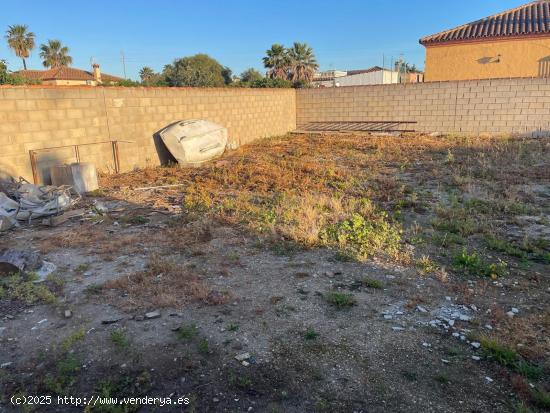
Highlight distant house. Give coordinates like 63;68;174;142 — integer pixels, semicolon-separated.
15;64;123;86
312;66;423;87
420;0;550;81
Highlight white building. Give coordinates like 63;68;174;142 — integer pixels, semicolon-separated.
312;66;417;88
336;67;400;86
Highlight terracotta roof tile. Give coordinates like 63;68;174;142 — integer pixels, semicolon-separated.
16;66;123;82
420;0;550;45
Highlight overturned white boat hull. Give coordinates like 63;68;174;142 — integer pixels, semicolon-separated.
160;120;228;166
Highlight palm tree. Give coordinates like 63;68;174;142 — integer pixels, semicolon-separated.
262;44;290;80
5;25;35;70
39;40;72;68
139;66;155;83
287;42;318;83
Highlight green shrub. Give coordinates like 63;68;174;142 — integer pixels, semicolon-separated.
249;77;292;88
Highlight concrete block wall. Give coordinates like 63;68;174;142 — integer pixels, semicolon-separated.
2;78;549;183
296;77;550;135
0;86;296;182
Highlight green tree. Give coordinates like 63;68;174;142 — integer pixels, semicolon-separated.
0;60;14;84
263;44;290;80
5;24;35;70
0;59;37;85
39;40;72;68
222;66;233;85
139;66;155;83
162;54;228;87
287;42;318;83
240;68;263;83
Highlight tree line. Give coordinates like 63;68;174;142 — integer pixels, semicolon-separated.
138;42;318;88
2;23;319;88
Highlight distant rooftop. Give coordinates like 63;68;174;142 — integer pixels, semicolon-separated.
314;66;392;81
346;66;385;76
16;66;123;82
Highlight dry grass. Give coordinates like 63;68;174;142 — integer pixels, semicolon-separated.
491;311;550;363
99;132;550;264
102;255;231;311
40;224;144;256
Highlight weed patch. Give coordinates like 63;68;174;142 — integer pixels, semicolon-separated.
479;337;543;380
362;277;383;289
197;339;210;355
484;235;528;260
305;328;319;340
43;353;81;395
175;324;198;340
227;323;239;332
0;271;57;304
431;207;480;237
110;330;130;350
61;328;86;352
325;292;356;308
320;213;402;261
119;215;149;225
416;255;438;274
86;376;145;412
434;373;450;384
532;388;550;409
453;249;507;278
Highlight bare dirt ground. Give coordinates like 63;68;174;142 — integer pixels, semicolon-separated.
1;133;549;413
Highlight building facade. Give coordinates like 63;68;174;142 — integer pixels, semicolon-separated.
421;1;550;81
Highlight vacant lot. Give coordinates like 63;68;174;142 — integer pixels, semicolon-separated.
1;133;549;412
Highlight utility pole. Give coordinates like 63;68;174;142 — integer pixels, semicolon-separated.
121;51;127;79
383;54;385;84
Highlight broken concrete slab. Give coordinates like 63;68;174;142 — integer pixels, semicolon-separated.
145;311;161;319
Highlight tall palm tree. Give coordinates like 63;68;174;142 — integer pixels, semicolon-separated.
262;44;290;80
39;40;72;68
139;66;155;83
287;42;318;83
5;25;35;70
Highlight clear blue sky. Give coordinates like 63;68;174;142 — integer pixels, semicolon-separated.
1;0;523;80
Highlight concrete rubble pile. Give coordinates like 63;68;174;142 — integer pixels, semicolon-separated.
0;178;78;232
